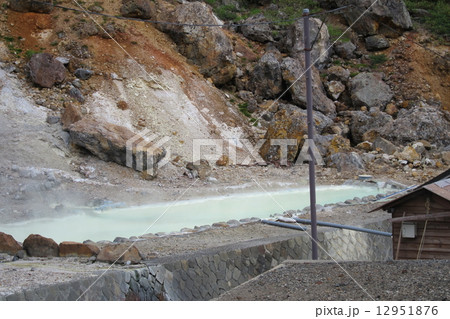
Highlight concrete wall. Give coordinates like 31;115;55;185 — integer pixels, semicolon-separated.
1;220;392;301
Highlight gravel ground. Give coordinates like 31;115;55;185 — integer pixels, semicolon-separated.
0;257;141;297
218;260;450;301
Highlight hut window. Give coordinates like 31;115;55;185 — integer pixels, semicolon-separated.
402;222;417;238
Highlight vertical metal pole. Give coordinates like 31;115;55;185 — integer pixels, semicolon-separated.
303;8;318;260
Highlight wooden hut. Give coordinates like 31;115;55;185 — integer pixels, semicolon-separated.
372;169;450;260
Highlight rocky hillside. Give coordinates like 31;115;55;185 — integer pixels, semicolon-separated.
0;0;449;197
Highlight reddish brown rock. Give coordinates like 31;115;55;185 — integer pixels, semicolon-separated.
96;243;142;264
23;234;59;257
0;232;22;255
116;100;129;110
28;53;66;88
58;241;100;257
216;155;230;167
61;104;82;130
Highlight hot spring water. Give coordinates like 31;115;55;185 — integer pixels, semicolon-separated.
1;185;384;242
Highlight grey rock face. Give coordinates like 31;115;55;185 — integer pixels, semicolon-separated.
9;0;53;13
74;68;93;80
240;14;274;43
334;41;356;59
350;110;393;144
281;57;336;116
365;35;390;51
328;152;365;172
156;1;235;86
330;0;412;36
350;72;393;109
120;0;153;19
249;52;283;99
28;53;66;88
284;17;331;67
383;107;450;147
373;136;397;155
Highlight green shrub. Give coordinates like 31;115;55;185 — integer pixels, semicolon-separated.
327;24;351;43
238;102;251;118
264;0;320;24
369;54;388;68
25;50;40;59
405;0;449;37
215;5;239;21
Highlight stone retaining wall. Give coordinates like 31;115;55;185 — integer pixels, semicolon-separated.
1;220;392;301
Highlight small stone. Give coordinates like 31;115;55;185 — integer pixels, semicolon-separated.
385;103;398;116
74;68;93;80
365;35;390;51
216;155;230;167
55;57;70;65
116;100;129;110
68;86;85;103
46;115;60;125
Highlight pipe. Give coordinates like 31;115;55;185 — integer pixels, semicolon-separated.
262;220;307;231
293;217;392;237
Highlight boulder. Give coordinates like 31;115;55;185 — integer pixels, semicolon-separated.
157;1;235;86
240;14;274;43
334;41;356;59
350;110;393;144
365;35;390;51
326;65;350;83
68;118;166;174
324;80;346;100
383;107;450;147
249;52;283;99
23;234;59;257
9;0;53;13
59;241;100;257
259;104;333;163
0;232;22;255
186;159;211;180
327;135;352;155
328;152;365;172
28;53;66;88
442;151;450;165
395;146;421;163
350;72;393;109
281;57;336;116
356;141;373;152
68;86;85;103
373;136;397;155
74;68;93;80
325;0;412;36
284;17;330;67
120;0;153;19
96;243;142;264
61;104;82;130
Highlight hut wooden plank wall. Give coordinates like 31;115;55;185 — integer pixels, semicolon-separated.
372;169;450;260
390;188;450;260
